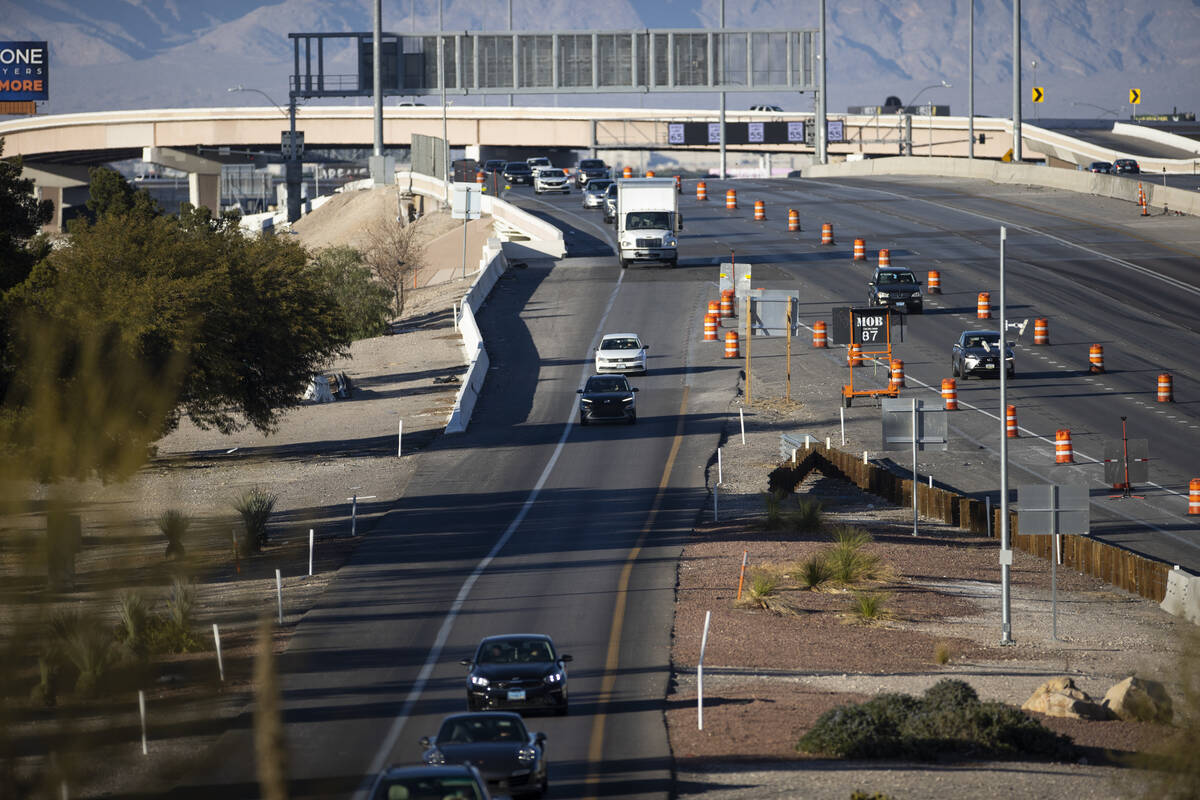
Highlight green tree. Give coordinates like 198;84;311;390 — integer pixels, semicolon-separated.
83;166;159;221
0;138;54;292
310;245;393;340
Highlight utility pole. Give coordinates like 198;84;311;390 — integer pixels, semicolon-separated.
968;0;975;159
816;0;828;165
718;0;726;180
1012;0;1022;162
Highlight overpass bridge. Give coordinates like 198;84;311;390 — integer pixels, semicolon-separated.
3;105;1198;229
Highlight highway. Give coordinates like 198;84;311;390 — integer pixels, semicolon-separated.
168;172;1199;800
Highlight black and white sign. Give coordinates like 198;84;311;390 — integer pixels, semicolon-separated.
854;310;887;343
707;122;721;144
667;123;685;144
787;121;806;142
827;119;845;143
748;122;764;143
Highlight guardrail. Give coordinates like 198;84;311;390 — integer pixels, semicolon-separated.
771;438;1176;606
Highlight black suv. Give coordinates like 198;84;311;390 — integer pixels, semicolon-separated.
868;266;923;314
502;162;533;185
1112;158;1140;174
575;158;610;188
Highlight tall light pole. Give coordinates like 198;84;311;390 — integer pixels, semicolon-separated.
718;0;726;180
372;0;384;180
440;0;449;203
228;85;301;222
998;226;1014;645
816;0;828;166
903;81;949;156
1012;0;1022;162
968;0;975;159
1030;59;1039;121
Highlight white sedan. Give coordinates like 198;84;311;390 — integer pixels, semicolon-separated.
595;333;648;374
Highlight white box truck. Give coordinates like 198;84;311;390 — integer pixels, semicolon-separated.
615;178;682;268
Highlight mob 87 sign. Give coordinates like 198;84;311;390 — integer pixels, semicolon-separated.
854;310;887;343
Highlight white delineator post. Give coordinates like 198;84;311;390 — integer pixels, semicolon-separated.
697;610;712;730
397;419;403;457
717;447;723;485
275;569;283;624
138;690;148;755
739;408;745;444
213;623;225;682
308;528;314;576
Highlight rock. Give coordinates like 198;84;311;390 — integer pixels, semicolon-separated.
1021;677;1110;720
1101;676;1173;723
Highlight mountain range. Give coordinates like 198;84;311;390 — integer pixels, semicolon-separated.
3;0;1199;120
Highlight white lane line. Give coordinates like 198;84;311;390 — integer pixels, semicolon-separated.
361;226;627;792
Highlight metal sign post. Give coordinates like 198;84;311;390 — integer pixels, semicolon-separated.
451;183;482;279
1018;484;1089;640
998;225;1013;645
881;398;948;536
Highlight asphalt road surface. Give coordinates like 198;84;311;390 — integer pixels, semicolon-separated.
168;172;1200;800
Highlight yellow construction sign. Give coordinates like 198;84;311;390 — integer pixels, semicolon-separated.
1129;88;1141;104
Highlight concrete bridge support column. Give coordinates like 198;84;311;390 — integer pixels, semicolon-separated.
143;147;222;213
21;164;91;233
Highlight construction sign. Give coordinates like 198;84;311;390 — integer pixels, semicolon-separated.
1129;88;1141;105
1032;87;1044;103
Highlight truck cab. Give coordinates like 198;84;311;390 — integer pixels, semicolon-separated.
615;178;683;269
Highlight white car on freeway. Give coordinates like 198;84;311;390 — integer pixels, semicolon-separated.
533;167;570;194
594;333;648;374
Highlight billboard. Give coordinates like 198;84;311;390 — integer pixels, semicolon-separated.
0;41;49;101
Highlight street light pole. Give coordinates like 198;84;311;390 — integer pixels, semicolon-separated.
227;85;302;222
999;225;1014;645
903;81;950;156
718;0;726;180
816;0;828;166
968;0;975;159
1012;0;1022;162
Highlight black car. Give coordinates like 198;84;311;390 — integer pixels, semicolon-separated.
421;712;547;798
463;634;571;714
575;158;610;188
368;764;491;800
951;330;1014;379
868;266;923;314
1113;158;1140;174
483;159;507;174
577;374;638;425
502;162;533;184
1087;161;1112;174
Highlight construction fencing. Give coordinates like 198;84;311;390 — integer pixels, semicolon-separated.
771;441;1171;603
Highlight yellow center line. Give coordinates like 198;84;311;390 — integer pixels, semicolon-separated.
583;386;690;797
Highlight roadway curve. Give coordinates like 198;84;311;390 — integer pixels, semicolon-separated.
168;172;1199;800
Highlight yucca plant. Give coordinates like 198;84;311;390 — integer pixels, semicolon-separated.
796;555;832;590
761;491;786;530
157;509;191;559
787;498;823;532
58;612;114;696
115;591;150;657
234;486;278;554
831;524;873;550
846;590;893;625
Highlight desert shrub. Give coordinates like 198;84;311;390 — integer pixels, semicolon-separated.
788;497;823;532
744;568;780;606
156;509;190;559
761;491;786;530
1123;628;1200;799
923;678;979;711
53;609;115;697
30;654;61;707
850;793;895;800
146;579;204;654
933;641;952;665
115;591;150;658
798;688;1070;761
846;590;892;624
831;525;873;550
796;555;832;589
234;486;278;554
827;544;882;585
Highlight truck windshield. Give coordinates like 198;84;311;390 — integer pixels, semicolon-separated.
626;211;670;230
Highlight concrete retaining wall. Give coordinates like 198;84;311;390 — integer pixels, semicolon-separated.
444;237;508;435
803;156;1200;217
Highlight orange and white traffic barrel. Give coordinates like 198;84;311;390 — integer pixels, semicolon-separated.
707;300;720;318
977;292;991;319
889;359;906;390
645;169;656;177
1089;344;1105;373
720;289;735;319
941;378;958;410
475;170;485;184
1033;317;1049;345
622;166;633;178
754;200;766;221
1055;430;1075;464
703;313;718;341
724;330;739;358
847;342;862;366
696;181;708;201
852;238;866;261
1006;405;1019;438
788;209;800;232
726;189;738;209
1189;478;1200;515
878;248;891;268
821;222;835;245
927;270;941;293
1157;372;1174;402
812;321;827;348
674;175;682;193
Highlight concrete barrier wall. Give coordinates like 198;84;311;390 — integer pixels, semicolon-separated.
803;156;1200;217
444;237;508;434
1112;122;1200;157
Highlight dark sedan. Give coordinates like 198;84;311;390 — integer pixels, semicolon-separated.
577;374;638;425
502;162;533;185
1087;161;1112;174
1113;158;1140;174
951;330;1014;379
420;712;547;798
463;634;571;714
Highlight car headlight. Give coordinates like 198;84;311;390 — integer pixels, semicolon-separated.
621;396;634;403
579;398;593;405
663;235;677;247
543;670;564;685
964;356;980;367
424;748;445;765
875;292;890;299
470;675;489;687
516;746;537;764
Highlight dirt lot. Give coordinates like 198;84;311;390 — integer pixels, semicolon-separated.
667;397;1192;800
